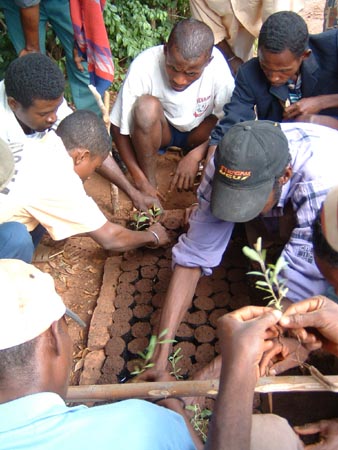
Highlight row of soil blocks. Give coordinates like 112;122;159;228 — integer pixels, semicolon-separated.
91;223;255;385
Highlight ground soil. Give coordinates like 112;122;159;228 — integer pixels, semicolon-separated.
35;0;338;441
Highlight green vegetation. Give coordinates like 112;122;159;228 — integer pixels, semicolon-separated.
242;237;289;311
0;1;190;88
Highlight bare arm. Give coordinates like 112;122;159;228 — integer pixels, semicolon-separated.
89;221;169;252
111;124;153;195
18;4;40;55
205;307;281;450
152;265;202;370
283;94;338;119
97;153;162;211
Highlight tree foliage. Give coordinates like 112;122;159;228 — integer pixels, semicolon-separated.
0;1;190;89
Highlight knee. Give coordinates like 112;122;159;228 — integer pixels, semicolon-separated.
0;222;34;263
132;95;163;129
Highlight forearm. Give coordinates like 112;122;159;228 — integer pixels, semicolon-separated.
314;94;338;111
153;265;201;369
206;351;256;450
156;398;203;450
89;221;158;252
97;154;140;200
19;5;40;53
111;124;148;187
189;140;209;161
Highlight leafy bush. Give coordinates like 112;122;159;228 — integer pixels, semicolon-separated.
104;0;189;89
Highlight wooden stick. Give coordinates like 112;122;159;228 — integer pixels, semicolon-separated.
66;376;338;403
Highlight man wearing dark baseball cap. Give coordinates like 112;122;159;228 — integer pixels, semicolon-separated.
150;120;338;372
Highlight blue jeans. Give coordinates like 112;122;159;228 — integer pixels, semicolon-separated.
0;0;100;115
0;222;45;263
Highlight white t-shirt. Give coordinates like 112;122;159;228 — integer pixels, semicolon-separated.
0;80;72;145
0;132;107;240
110;45;234;134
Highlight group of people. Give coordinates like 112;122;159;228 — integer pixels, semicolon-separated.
1;4;338;449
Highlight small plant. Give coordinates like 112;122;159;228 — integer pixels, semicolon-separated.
131;329;176;375
129;204;162;231
186;404;212;443
242;237;288;311
168;347;183;380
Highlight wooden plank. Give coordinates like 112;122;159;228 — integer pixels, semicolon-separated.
66;376;338;403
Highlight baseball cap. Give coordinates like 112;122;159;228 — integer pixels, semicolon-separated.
0;259;85;351
321;185;338;252
211;120;290;222
0;138;14;191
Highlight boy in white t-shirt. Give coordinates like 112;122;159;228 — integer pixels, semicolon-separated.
110;18;234;200
0;111;169;263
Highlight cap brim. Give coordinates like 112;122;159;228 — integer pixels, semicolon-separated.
211;177;274;223
65;308;86;327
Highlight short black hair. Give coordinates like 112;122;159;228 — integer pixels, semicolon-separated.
258;11;309;57
56;110;111;158
0;336;38;383
312;209;338;267
5;53;65;108
168;18;214;60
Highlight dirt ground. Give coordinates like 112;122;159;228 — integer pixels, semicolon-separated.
34;0;338;441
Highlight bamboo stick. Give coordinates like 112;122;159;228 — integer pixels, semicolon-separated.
88;85;119;214
66;376;338;403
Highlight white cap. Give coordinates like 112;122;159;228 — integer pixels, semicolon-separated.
0;259;84;350
0;138;14;191
322;185;338;252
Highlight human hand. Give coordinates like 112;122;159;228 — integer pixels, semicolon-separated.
260;335;310;376
147;222;170;247
228;55;243;76
169;152;200;192
283;97;321;119
137;178;166;203
19;47;39;57
131;190;163;213
183;203;198;226
73;46;85;72
279;296;338;356
294;418;338;449
217;306;282;379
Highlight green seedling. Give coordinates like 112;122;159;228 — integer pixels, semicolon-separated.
130;204;163;231
242;237;288;311
186;404;212;443
168;347;183;380
131;329;176;376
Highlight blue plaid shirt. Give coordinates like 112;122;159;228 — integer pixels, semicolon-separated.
173;123;338;302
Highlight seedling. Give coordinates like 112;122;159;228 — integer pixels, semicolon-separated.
186;404;212;443
131;329;176;376
129;204;162;231
168;347;183;380
242;237;288;311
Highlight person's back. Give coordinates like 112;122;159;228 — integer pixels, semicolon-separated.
210;11;338;146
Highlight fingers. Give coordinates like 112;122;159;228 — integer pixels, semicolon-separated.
226;305;279;322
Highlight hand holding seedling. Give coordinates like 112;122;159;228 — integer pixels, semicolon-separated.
280;295;338;357
217;306;282;380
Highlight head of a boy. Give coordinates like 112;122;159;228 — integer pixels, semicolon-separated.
56;110;111;181
258;11;310;87
164;18;214;92
5;53;65;134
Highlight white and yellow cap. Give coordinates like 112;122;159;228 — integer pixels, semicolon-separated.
322;185;338;252
0;259;85;350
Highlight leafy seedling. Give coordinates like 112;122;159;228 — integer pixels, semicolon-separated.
129;204;162;231
168;347;183;380
242;237;288;311
131;329;176;376
186;404;212;443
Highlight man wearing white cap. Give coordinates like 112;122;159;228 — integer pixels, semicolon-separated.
0;259;199;450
